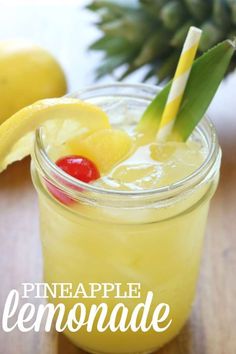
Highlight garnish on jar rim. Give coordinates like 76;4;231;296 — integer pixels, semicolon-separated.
137;37;236;142
47;155;100;205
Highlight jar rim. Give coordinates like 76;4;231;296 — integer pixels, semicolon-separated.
33;83;221;203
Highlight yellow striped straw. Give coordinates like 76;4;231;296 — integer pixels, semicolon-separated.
157;26;202;141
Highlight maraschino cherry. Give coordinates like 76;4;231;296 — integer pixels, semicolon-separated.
47;155;100;205
56;155;100;182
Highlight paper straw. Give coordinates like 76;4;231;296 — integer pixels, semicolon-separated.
157;26;202;141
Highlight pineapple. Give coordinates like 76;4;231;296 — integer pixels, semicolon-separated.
87;0;236;82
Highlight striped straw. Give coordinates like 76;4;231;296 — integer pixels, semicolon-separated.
157;26;202;141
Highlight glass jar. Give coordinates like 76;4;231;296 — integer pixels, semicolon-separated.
31;83;221;354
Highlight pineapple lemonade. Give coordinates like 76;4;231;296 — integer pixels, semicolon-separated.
31;84;221;354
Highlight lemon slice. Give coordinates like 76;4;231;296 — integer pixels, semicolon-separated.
0;98;110;172
68;128;133;172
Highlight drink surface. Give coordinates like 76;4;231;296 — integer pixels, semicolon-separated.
47;97;207;193
95;133;206;191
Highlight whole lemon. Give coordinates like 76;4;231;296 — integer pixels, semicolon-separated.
0;39;67;124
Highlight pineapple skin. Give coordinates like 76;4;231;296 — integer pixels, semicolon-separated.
87;0;236;82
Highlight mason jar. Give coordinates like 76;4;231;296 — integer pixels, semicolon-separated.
31;83;221;354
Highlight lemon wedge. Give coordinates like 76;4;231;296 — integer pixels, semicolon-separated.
0;98;110;172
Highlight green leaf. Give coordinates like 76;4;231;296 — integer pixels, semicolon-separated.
160;1;186;30
93;38;138;80
118;63;140;80
134;30;171;67
95;55;131;79
170;21;194;48
173;40;235;141
137;40;235;141
143;66;156;82
226;0;236;24
140;0;170;16
136;81;172;137
213;0;231;30
183;0;211;21
156;51;180;82
200;21;225;51
98;14;151;42
87;0;139;12
89;35;132;56
94;8;121;23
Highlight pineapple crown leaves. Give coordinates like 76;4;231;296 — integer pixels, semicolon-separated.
137;39;236;141
88;0;236;82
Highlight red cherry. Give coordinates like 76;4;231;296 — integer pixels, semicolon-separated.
56;155;100;183
46;155;100;205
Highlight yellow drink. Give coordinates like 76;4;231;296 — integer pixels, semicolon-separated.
31;84;221;354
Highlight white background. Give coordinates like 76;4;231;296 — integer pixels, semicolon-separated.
0;0;235;127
